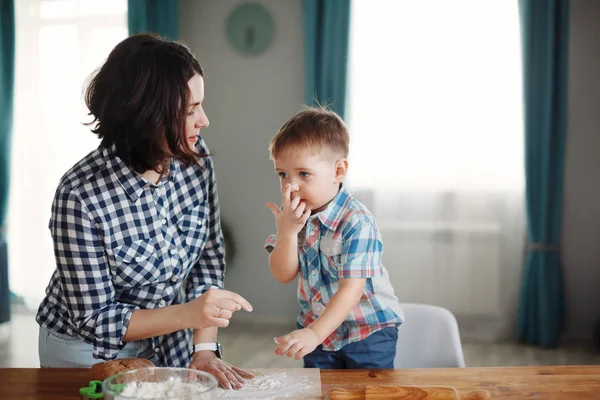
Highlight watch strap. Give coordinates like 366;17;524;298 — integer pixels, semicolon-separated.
192;342;222;358
193;343;217;352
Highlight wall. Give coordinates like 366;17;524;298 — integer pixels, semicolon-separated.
562;0;600;341
179;0;600;339
179;0;304;324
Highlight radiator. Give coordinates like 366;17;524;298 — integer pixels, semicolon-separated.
380;222;502;317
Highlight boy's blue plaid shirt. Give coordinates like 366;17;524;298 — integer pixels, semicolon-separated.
265;185;403;351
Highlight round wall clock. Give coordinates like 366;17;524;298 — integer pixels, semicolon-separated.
226;2;275;55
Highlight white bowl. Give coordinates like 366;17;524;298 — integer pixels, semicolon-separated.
102;368;218;400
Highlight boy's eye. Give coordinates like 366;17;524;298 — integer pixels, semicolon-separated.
278;172;287;178
300;172;310;178
187;109;195;116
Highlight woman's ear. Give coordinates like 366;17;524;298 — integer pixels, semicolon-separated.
334;159;348;183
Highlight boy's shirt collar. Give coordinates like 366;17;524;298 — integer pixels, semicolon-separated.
312;183;352;232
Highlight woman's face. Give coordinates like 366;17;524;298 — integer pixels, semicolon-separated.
184;74;209;150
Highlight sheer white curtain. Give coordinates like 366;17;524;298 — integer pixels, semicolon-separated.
347;0;525;340
9;0;127;310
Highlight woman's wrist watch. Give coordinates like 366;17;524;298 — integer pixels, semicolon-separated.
192;342;222;359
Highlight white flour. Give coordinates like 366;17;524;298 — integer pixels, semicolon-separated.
114;370;318;400
217;372;311;399
116;381;211;399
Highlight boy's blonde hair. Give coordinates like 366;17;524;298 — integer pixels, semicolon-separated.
269;106;349;160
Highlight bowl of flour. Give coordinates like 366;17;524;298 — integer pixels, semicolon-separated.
102;368;218;400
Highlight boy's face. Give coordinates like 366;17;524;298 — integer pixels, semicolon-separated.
273;147;347;213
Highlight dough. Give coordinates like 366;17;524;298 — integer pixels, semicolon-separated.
91;357;155;381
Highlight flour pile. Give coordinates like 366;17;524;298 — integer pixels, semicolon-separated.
115;381;211;399
218;372;312;399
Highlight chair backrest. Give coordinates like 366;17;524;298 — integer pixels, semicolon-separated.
394;303;465;368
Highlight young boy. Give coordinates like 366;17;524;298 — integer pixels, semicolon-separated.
264;107;403;369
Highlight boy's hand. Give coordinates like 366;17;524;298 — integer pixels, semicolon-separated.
273;328;320;360
266;183;311;236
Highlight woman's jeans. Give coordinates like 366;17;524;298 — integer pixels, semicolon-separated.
38;326;157;367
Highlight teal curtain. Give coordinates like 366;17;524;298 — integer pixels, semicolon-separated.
128;0;179;39
0;0;15;324
517;0;569;347
303;0;351;119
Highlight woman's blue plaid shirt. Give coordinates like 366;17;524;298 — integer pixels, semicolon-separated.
36;139;225;367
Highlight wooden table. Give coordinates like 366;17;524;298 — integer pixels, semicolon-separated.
321;366;600;399
1;366;600;399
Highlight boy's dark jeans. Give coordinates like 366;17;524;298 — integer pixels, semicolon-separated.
303;326;398;369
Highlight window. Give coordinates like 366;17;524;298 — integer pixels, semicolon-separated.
347;0;525;340
347;0;524;192
9;0;127;309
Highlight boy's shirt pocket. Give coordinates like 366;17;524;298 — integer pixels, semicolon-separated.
319;236;343;278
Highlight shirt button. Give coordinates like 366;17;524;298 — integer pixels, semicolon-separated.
154;348;160;353
135;257;142;262
161;218;167;225
170;249;176;256
171;276;178;283
159;300;166;307
309;231;315;237
311;270;318;276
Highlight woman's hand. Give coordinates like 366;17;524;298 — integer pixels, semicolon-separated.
188;351;255;389
186;288;252;330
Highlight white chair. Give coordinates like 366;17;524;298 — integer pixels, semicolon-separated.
394;303;466;368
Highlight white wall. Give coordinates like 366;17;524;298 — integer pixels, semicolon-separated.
179;0;600;340
179;0;304;324
562;0;600;341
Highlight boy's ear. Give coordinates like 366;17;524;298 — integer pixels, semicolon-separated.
334;159;348;183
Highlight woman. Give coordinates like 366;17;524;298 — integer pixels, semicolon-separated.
36;33;253;390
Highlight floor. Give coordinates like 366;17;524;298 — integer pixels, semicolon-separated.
2;311;600;368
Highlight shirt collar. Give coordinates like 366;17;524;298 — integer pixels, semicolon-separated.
103;145;178;202
314;184;352;232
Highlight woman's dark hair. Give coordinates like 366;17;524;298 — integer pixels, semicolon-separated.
85;33;205;173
